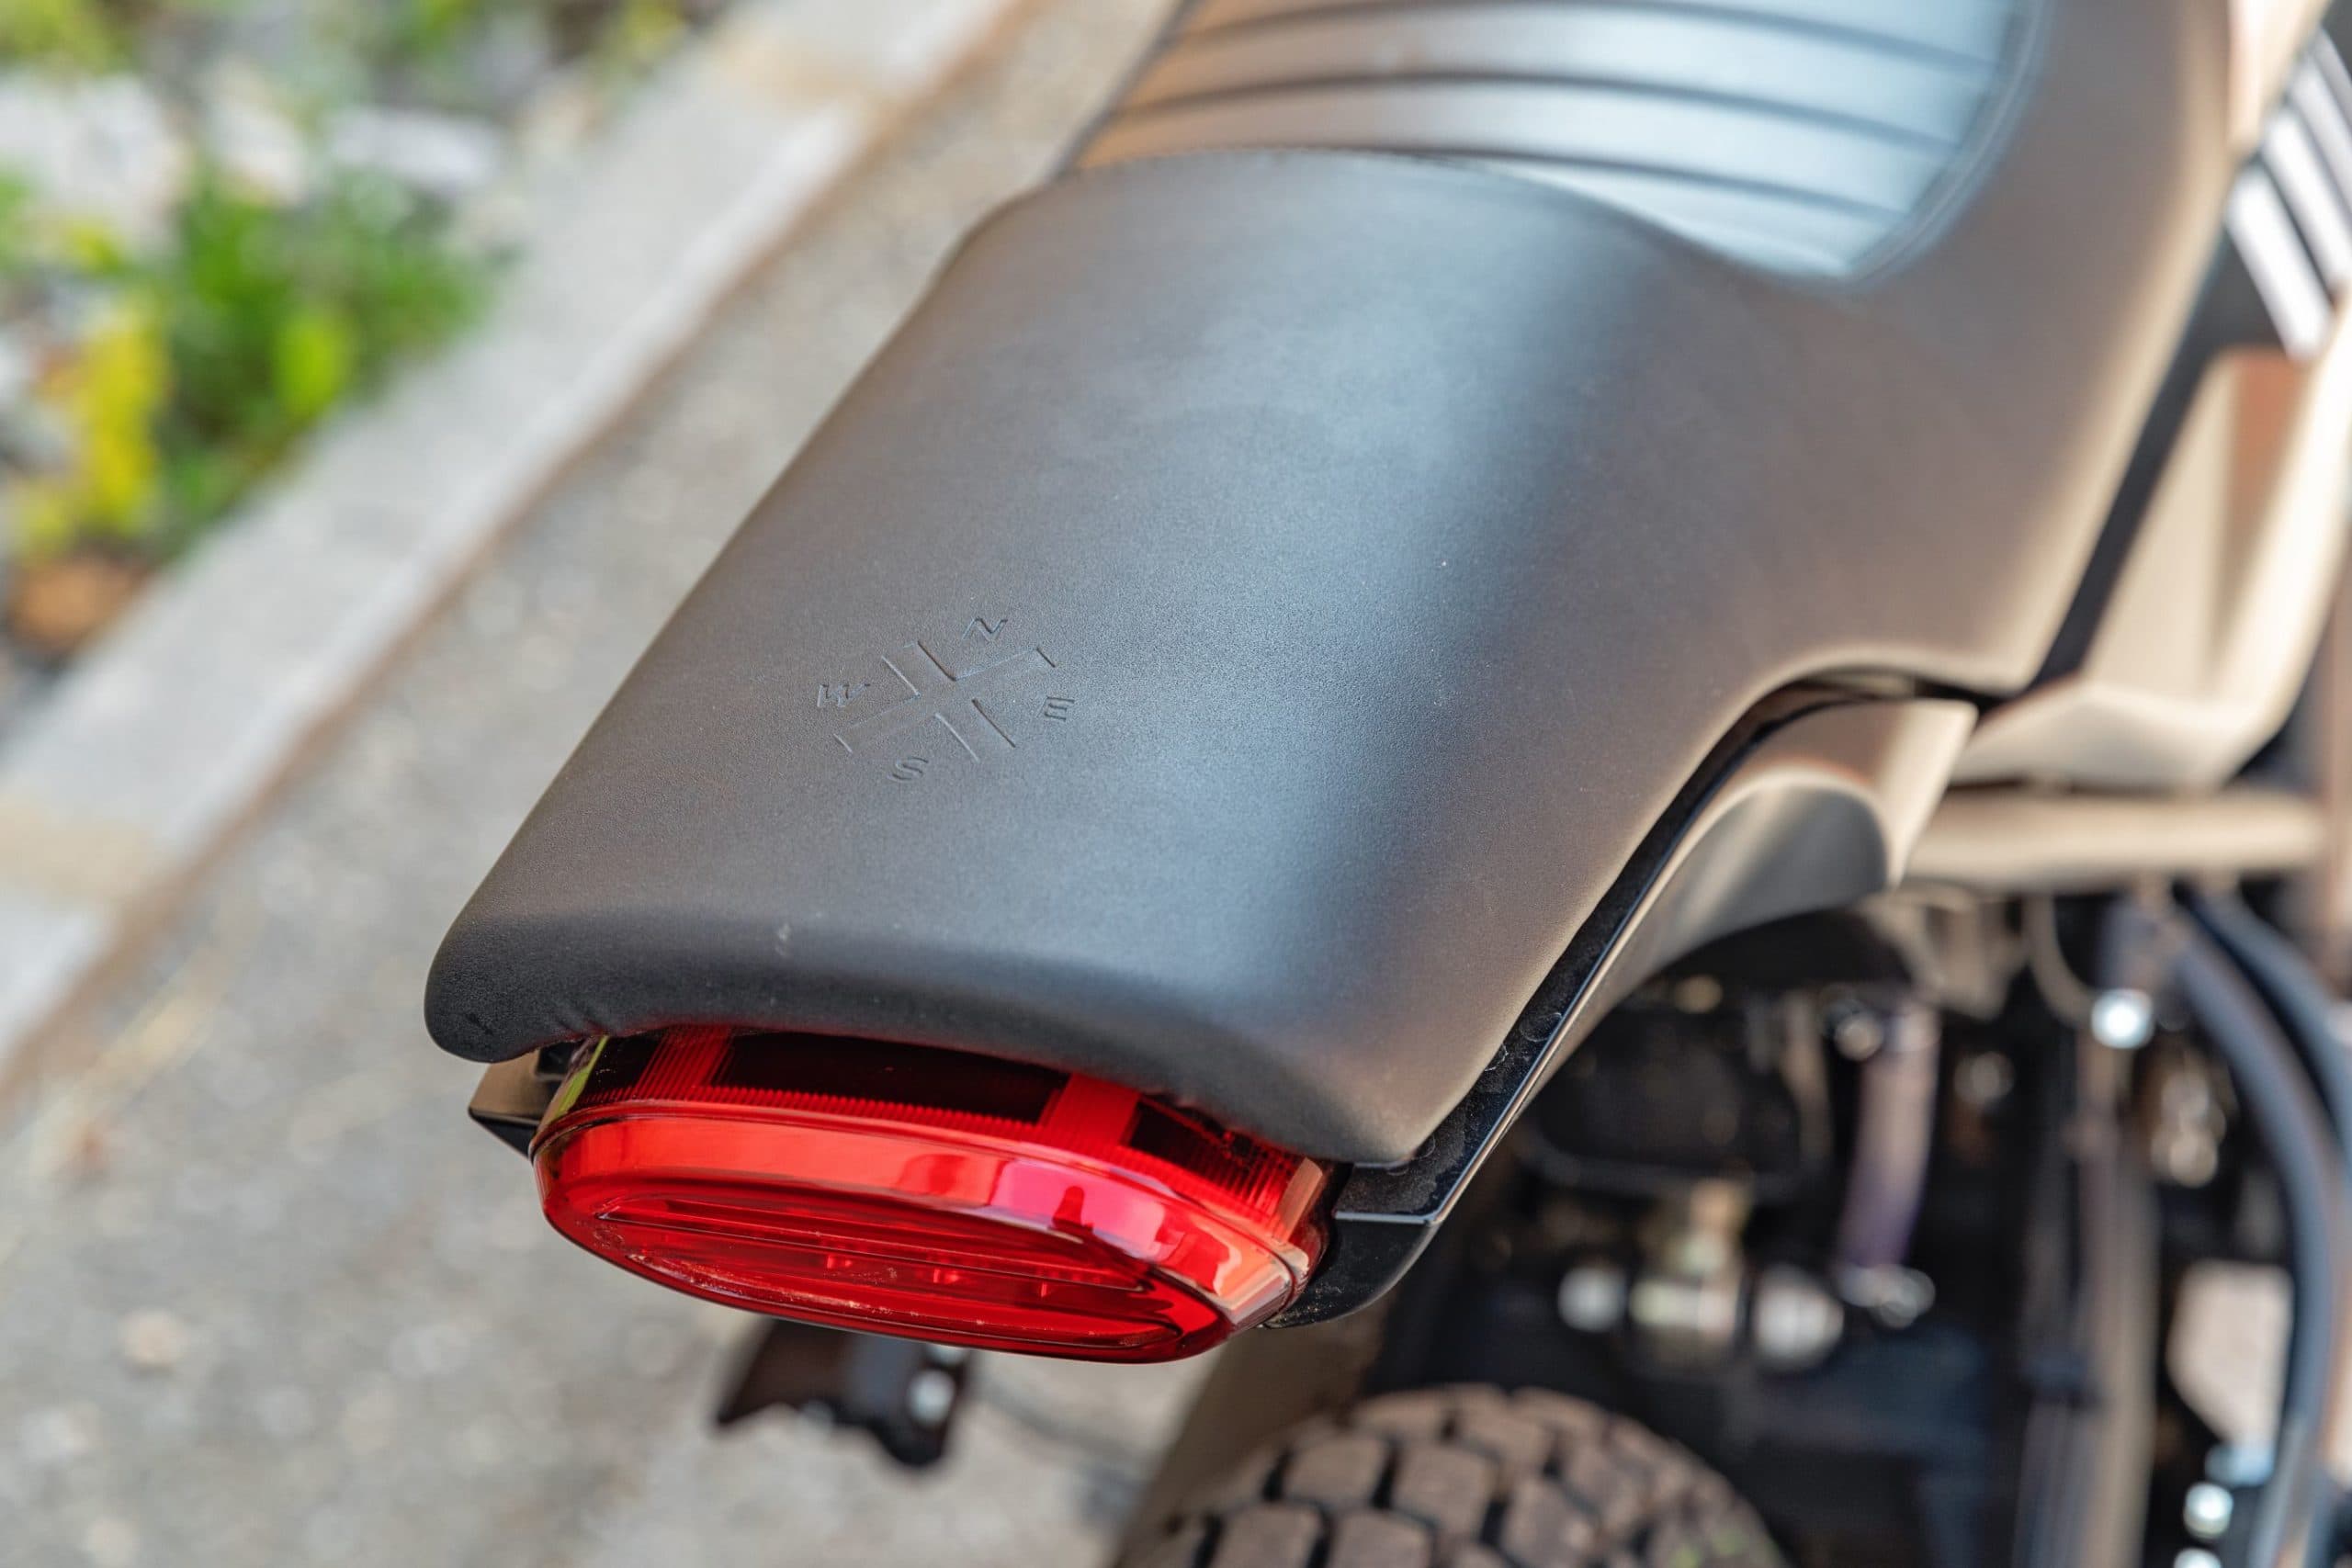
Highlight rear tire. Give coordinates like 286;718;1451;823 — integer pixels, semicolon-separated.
1117;1385;1785;1568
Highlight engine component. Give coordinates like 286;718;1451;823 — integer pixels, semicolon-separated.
1555;1260;1628;1337
1629;1181;1749;1366
2145;1044;2231;1188
1527;998;1816;1200
1833;997;1941;1287
1750;1265;1847;1372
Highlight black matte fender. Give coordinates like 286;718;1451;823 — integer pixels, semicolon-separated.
427;23;2222;1162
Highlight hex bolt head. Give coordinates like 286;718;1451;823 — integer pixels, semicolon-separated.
1828;1003;1885;1062
2090;988;2156;1051
1751;1267;1843;1371
906;1368;958;1427
1953;1052;2015;1110
2182;1482;2233;1542
1556;1262;1628;1335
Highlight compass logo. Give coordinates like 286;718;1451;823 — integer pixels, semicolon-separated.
817;615;1074;783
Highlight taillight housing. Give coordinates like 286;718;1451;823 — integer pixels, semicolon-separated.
531;1026;1331;1361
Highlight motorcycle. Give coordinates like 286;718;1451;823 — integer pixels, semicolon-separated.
425;1;2352;1562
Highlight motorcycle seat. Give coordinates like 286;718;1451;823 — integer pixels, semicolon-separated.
427;0;2236;1164
1087;0;2031;277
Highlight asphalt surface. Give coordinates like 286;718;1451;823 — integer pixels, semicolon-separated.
0;3;1199;1563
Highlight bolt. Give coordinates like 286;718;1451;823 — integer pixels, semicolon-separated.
906;1367;957;1427
2182;1482;2233;1542
1954;1052;2015;1110
1836;1264;1936;1328
2150;1058;2223;1187
1557;1262;1627;1334
1828;1002;1885;1062
1627;1275;1740;1359
2090;988;2155;1051
1751;1267;1844;1371
2153;1126;2221;1188
1670;976;1724;1013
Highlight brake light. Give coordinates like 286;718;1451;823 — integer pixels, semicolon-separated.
531;1027;1330;1361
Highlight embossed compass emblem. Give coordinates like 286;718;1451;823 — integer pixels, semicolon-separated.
817;615;1074;784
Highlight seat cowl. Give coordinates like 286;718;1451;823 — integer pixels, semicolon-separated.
426;78;2217;1158
1085;0;2035;276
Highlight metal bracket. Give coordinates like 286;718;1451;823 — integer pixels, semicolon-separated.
716;1319;970;1469
465;1047;570;1155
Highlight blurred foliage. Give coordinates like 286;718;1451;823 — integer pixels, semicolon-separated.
10;298;167;556
592;0;689;79
0;0;245;71
156;172;484;532
0;0;129;71
0;0;714;601
6;170;487;560
0;1;712;93
0;174;36;281
338;0;714;106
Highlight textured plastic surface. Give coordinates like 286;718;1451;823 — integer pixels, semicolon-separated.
428;0;2226;1164
1277;696;1975;1321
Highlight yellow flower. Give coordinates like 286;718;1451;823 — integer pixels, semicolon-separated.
6;297;169;558
65;301;167;528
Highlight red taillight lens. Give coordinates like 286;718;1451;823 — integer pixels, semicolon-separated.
531;1027;1330;1361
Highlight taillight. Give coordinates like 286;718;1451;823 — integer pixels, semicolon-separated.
531;1026;1330;1361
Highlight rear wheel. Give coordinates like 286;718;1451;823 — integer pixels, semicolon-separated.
1118;1384;1785;1568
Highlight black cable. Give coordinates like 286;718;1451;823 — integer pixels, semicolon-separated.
2191;893;2352;1560
2130;903;2351;1568
2193;894;2352;1188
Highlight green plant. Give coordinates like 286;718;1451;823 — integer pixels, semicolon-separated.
10;296;169;557
591;0;687;80
7;168;488;560
0;174;38;283
366;0;703;98
0;0;128;70
149;170;488;541
0;0;243;70
1;0;707;589
381;0;494;68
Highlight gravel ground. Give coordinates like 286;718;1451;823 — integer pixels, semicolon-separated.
0;3;1197;1564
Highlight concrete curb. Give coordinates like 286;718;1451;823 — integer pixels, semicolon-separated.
0;0;1033;1087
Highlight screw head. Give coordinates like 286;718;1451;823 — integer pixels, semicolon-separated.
906;1367;958;1427
1556;1262;1627;1334
1751;1267;1843;1371
1954;1052;2015;1110
2182;1482;2233;1541
1836;1264;1936;1328
1827;1002;1885;1061
1670;975;1724;1013
2090;988;2155;1051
